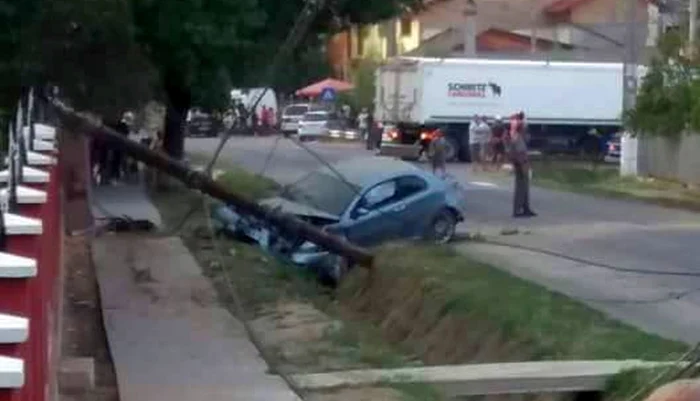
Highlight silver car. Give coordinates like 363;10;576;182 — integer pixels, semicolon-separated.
280;103;310;134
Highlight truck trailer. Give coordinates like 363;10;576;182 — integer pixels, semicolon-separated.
374;57;631;162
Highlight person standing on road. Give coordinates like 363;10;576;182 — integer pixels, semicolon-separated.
357;108;369;143
490;116;507;169
107;111;134;184
468;115;482;171
429;128;448;178
508;111;536;218
469;115;490;172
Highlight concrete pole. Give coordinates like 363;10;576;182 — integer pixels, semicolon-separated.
463;0;478;57
690;0;698;49
622;0;638;112
530;0;538;53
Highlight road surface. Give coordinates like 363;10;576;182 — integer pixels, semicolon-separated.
187;136;700;344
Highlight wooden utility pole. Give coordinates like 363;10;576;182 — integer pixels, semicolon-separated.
48;98;375;268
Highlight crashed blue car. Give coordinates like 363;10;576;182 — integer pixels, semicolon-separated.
212;157;466;282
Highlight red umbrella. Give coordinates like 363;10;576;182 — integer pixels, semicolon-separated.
295;78;354;97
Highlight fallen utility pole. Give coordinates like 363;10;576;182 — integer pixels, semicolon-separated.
49;98;374;268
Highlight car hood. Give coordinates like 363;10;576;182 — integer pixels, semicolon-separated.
259;196;340;222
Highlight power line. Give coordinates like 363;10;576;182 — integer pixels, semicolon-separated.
578;286;700;305
471;237;700;278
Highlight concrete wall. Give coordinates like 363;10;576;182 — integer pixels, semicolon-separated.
637;133;700;185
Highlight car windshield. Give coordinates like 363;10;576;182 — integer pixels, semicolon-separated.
282;171;359;216
303;112;328;122
284;105;308;116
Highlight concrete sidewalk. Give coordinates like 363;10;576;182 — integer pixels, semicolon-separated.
90;184;300;401
93;236;301;401
90;183;163;227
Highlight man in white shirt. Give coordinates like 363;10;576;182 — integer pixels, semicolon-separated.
469;115;490;171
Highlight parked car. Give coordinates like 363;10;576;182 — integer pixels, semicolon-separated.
604;132;622;163
297;110;338;141
211;157;466;284
280;103;311;134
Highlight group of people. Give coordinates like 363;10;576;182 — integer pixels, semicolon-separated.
91;111;163;186
223;103;276;135
430;111;536;218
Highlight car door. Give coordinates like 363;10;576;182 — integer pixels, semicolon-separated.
343;180;401;246
390;175;444;238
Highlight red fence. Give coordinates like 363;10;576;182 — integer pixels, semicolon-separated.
0;125;61;401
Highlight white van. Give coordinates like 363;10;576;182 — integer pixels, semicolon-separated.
280;103;311;134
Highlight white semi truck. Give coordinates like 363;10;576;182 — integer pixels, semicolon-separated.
374;57;632;161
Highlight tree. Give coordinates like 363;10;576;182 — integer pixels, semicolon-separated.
38;0;157;119
129;0;422;159
129;0;263;159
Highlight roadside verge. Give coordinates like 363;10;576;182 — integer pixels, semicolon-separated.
152;166;688;401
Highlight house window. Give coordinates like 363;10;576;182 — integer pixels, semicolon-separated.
400;18;412;37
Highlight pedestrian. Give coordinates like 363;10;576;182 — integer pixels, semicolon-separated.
357;108;369;145
107;111;134;184
489;115;507;169
251;108;259;136
469;115;490;172
508;111;536;218
429;128;448;178
261;106;270;135
90;125;109;185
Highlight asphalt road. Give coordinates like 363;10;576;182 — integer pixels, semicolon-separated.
187;136;700;344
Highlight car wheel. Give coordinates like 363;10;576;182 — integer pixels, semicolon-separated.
426;209;457;244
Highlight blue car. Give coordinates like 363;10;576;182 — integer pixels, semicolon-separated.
212;157;466;283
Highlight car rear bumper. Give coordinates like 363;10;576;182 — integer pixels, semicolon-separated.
378;143;422;159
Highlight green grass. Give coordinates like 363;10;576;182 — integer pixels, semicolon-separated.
215;167;280;200
342;245;687;362
390;383;444;401
531;161;700;211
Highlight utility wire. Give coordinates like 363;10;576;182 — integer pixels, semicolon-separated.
473;237;700;278
577;286;700;305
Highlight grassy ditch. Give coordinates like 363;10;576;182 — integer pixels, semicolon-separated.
531;160;700;211
154;164;688;400
151;176;434;400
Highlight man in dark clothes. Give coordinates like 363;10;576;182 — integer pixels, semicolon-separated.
107;111;134;184
508;111;536;218
90;129;110;185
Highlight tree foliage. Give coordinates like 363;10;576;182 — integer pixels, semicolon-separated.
38;0;158;119
625;29;700;138
0;0;422;156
